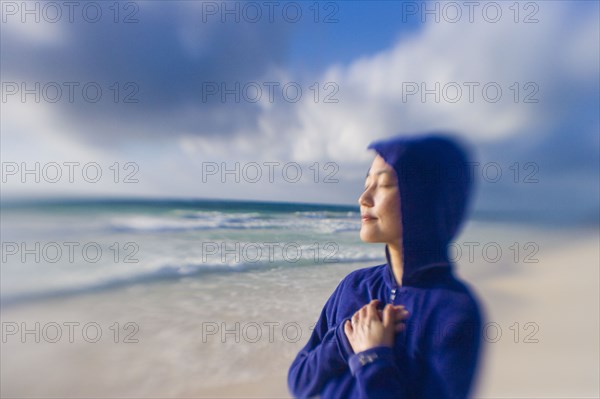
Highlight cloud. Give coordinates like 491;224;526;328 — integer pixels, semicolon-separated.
2;1;598;220
275;1;598;162
1;1;292;144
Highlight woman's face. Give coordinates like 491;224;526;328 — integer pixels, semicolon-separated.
358;155;402;245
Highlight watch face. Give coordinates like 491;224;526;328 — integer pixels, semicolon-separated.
359;353;378;366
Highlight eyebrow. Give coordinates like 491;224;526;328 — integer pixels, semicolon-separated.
365;170;394;178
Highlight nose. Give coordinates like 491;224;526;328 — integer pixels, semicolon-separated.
358;186;373;207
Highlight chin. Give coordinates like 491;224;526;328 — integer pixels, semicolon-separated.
359;229;381;243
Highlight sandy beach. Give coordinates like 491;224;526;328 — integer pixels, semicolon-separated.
1;221;598;398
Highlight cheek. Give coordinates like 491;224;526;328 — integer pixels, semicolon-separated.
380;195;400;217
390;199;401;220
380;197;401;231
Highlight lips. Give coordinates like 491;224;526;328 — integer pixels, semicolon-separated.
361;215;377;222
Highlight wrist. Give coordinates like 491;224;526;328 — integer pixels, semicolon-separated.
355;341;392;353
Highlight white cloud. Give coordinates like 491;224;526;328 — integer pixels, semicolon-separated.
1;11;66;46
263;1;597;166
274;6;597;174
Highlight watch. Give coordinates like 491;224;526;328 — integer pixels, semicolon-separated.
358;352;379;366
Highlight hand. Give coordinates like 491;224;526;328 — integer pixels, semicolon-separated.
343;299;410;353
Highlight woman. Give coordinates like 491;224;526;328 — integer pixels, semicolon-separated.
287;134;485;399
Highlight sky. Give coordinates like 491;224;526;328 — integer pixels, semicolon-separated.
1;0;599;225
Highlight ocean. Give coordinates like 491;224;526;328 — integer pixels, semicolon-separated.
0;199;383;306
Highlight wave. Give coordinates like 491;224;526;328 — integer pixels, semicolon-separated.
1;251;383;307
294;211;359;219
109;212;361;233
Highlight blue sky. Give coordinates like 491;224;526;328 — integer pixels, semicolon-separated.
1;0;598;225
287;2;424;73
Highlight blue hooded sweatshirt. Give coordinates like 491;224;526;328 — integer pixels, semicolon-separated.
287;134;485;399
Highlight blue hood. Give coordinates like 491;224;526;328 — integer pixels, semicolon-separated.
367;134;475;286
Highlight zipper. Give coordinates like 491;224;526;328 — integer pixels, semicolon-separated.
390;275;399;302
388;264;400;303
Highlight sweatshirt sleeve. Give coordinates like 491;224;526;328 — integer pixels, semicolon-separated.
348;345;411;398
348;297;482;399
421;300;483;399
287;279;355;398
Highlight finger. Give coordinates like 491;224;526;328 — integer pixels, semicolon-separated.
344;320;353;335
350;315;359;330
368;299;381;311
394;308;410;322
366;301;379;320
359;306;367;319
363;300;377;311
391;305;405;315
400;309;410;321
382;304;395;329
